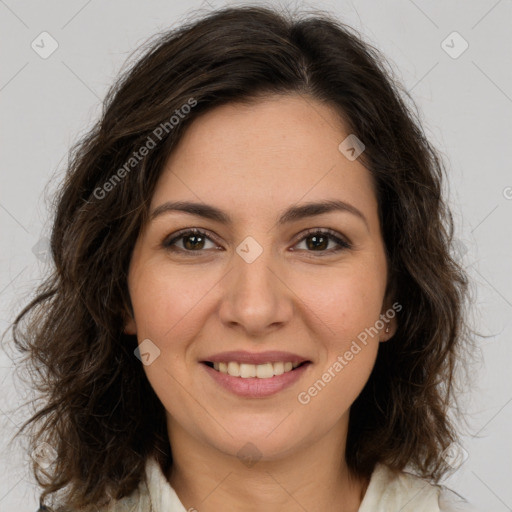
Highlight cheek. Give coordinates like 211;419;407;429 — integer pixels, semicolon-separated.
294;261;385;339
128;264;213;394
129;262;212;340
292;264;383;395
295;270;381;420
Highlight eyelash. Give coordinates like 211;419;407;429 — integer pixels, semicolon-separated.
162;227;351;257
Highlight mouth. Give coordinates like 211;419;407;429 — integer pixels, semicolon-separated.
200;359;312;398
201;360;311;379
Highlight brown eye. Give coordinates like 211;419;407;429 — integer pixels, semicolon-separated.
163;228;218;254
293;228;351;255
162;227;351;257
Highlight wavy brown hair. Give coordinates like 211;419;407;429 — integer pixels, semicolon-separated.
6;4;475;510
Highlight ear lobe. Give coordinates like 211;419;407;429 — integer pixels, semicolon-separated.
123;313;137;335
379;318;397;342
379;296;399;342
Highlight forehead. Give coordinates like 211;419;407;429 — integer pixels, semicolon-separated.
151;94;377;225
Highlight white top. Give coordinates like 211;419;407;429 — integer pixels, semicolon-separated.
97;457;478;511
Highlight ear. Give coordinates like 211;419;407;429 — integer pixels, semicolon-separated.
379;276;400;341
379;310;397;342
378;296;400;342
123;311;137;335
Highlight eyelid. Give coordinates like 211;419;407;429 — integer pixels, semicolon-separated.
292;227;351;249
163;227;221;249
162;227;352;254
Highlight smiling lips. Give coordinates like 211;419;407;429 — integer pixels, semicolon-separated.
200;350;311;396
207;360;304;378
201;350;310;379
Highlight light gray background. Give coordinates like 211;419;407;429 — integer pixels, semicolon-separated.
1;0;511;510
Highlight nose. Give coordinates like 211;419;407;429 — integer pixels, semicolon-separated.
217;243;294;337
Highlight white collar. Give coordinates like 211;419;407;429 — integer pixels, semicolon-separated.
142;457;470;511
144;457;187;511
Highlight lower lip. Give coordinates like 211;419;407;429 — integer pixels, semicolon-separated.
201;362;311;398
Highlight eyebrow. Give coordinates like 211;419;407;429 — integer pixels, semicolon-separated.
150;199;369;230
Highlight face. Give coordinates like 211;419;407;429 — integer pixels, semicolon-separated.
125;94;396;462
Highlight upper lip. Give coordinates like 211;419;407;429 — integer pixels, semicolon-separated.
201;351;310;365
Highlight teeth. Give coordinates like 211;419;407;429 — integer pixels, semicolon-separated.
211;361;303;378
227;361;240;376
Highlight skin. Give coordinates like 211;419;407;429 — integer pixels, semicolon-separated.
125;93;397;512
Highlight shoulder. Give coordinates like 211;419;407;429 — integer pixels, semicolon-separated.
93;456;186;512
66;471;153;512
51;457;187;512
438;487;482;512
358;463;478;512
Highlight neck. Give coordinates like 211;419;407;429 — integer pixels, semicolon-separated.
166;417;369;512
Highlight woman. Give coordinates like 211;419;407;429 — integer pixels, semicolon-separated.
10;5;477;511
